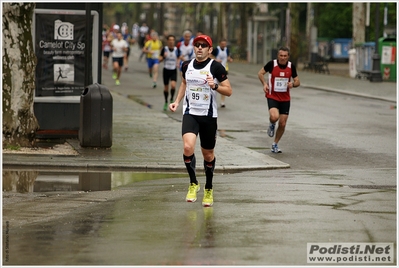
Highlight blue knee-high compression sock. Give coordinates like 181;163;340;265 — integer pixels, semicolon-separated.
204;158;215;189
184;154;197;184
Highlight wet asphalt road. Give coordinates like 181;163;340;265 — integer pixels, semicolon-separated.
2;44;397;266
3;168;396;266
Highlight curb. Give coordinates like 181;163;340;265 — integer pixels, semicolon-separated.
302;84;396;103
2;159;290;173
232;71;396;103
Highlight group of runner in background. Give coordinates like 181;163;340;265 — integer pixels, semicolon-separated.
101;22;233;109
102;22;300;206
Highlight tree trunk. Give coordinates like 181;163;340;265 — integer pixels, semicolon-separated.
306;3;314;61
288;3;300;66
238;3;249;60
352;3;365;45
148;3;155;30
2;3;38;148
216;3;228;42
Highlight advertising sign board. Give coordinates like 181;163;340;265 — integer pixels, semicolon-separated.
33;9;99;97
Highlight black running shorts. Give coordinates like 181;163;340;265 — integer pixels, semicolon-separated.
112;57;124;67
182;114;217;150
267;98;290;115
163;68;177;85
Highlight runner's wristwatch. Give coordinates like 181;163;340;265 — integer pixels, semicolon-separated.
213;84;218;90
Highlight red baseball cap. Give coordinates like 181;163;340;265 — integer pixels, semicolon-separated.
193;35;213;47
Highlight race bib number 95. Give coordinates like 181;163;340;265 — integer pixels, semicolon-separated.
189;87;210;108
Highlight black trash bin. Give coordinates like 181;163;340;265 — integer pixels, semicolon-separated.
79;83;113;147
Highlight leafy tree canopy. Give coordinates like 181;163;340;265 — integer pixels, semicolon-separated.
314;3;352;38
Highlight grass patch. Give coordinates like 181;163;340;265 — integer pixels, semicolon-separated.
5;145;21;150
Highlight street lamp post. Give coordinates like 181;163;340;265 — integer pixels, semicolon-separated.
370;3;382;82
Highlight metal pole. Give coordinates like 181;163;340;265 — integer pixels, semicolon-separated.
370;3;382;82
85;3;92;87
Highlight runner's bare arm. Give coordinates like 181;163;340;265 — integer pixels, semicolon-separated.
258;67;269;94
169;77;186;112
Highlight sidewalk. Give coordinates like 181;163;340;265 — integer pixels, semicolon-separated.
228;61;396;103
3;52;396;172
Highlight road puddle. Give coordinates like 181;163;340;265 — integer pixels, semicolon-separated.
2;170;188;193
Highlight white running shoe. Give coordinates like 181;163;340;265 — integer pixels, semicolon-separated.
267;123;275;137
271;143;282;153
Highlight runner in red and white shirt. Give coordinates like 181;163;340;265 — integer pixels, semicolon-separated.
258;46;300;153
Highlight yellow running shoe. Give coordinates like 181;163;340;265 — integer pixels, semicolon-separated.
202;189;213;207
186;183;200;202
115;79;120;86
112;72;117;79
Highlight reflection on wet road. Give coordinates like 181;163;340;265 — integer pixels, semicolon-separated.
2;170;187;193
2;169;396;265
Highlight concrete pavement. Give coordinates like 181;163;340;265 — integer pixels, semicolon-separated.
3;47;396;172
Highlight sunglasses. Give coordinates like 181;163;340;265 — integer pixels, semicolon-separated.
194;43;209;48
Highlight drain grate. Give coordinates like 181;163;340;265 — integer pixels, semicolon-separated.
348;185;396;189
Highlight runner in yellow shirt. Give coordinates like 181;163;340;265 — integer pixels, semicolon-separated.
142;31;163;88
